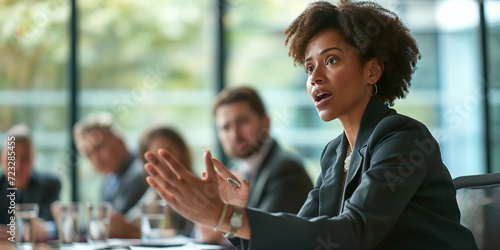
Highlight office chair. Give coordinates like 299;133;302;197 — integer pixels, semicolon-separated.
453;172;500;250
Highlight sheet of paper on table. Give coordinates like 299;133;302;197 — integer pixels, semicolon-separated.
70;235;196;250
130;242;230;250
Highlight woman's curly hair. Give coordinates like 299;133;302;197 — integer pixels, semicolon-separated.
284;0;421;106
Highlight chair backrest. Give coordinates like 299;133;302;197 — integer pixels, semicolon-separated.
453;172;500;250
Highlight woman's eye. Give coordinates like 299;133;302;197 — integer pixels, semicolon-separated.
327;57;337;65
305;66;313;74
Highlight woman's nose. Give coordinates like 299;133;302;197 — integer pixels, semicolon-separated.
309;68;324;86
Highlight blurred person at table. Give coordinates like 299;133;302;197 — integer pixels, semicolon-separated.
195;86;313;245
108;125;194;238
0;124;61;242
73;112;148;215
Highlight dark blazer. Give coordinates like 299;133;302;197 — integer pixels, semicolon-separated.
247;140;313;213
0;171;60;224
242;96;477;250
102;156;149;214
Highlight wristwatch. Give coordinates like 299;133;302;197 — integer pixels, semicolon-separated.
223;205;242;239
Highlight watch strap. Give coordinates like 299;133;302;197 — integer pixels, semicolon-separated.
223;205;242;239
213;202;228;232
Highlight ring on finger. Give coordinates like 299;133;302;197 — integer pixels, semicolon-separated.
227;177;241;188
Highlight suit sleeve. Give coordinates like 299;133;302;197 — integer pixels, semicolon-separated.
297;139;333;218
246;117;434;249
297;172;322;218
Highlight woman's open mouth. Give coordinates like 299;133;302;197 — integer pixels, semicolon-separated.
313;89;332;108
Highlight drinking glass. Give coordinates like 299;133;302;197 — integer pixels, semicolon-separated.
57;202;81;244
16;203;39;250
85;202;111;243
140;200;173;243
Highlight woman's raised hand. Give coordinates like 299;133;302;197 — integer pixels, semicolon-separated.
144;148;224;228
207;158;250;207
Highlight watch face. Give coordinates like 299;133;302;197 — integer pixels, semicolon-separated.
231;217;242;227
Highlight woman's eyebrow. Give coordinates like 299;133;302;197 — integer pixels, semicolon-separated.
305;47;343;62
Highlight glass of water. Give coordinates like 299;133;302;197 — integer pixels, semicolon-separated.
140;200;172;243
16;203;39;250
85;202;111;244
57;202;81;244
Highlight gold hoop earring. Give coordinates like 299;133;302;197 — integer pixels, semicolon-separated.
367;83;378;96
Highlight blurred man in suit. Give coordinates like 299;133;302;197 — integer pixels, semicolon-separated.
0;124;60;241
197;86;313;244
73;113;148;214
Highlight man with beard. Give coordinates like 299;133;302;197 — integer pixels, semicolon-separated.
196;86;313;244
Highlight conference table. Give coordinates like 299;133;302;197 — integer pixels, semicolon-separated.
0;235;234;249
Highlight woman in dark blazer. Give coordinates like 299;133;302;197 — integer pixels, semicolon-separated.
143;1;478;249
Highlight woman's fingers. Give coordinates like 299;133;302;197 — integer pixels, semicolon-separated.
144;163;180;195
144;151;184;197
144;162;168;183
146;176;177;206
143;147;226;228
217;173;226;184
145;151;177;181
212;158;241;185
158;148;189;180
203;148;218;182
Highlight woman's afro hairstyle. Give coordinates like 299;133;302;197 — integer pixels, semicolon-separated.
284;0;421;106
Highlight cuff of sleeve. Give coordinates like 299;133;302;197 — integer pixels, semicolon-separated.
245;207;330;249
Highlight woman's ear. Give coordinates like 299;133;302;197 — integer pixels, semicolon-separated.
365;58;384;84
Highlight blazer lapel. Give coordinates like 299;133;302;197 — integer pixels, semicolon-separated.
340;147;364;212
319;135;348;217
340;96;394;211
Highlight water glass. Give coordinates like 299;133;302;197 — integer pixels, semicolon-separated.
140;200;172;243
85;202;111;243
57;202;81;244
16;203;39;250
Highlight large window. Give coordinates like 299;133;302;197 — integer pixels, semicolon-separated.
386;0;486;177
0;0;71;201
77;0;216;202
486;0;500;173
